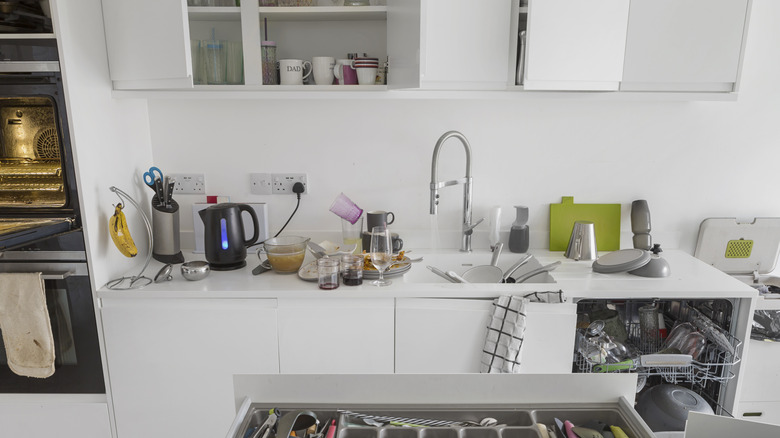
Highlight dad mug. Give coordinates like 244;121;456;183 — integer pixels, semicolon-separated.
366;210;394;231
279;59;312;85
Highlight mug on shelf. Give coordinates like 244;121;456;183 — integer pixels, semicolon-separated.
333;58;357;85
279;59;312;85
312;56;336;85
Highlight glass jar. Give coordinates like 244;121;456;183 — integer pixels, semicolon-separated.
317;258;340;290
341;254;363;286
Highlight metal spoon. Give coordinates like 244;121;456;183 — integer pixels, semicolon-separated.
252;259;272;275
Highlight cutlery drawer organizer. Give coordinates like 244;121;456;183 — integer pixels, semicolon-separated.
236;405;647;438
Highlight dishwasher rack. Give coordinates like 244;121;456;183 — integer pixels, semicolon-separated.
574;299;742;388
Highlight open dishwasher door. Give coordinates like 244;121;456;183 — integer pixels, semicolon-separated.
226;374;655;438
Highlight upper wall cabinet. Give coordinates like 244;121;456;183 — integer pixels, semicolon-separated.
620;0;750;93
388;0;512;90
518;0;630;91
101;0;389;90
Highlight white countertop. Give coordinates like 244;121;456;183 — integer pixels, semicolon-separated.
97;249;758;301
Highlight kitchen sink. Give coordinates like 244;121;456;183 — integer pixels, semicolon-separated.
400;251;556;284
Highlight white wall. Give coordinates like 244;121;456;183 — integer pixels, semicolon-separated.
54;0;154;287
148;0;780;255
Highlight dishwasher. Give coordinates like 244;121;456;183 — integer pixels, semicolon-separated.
573;298;743;433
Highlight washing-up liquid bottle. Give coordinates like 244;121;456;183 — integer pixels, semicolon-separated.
508;205;529;253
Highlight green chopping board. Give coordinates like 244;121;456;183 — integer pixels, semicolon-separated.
549;196;621;251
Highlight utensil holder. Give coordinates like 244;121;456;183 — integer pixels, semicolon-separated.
152;197;184;264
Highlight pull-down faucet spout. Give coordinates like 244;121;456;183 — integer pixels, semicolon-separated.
429;130;483;252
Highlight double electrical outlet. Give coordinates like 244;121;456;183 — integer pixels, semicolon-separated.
250;173;308;195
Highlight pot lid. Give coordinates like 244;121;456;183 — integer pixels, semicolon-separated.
592;248;651;274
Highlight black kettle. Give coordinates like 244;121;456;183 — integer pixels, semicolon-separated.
199;203;259;271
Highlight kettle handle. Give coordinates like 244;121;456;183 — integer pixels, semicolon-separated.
238;204;260;246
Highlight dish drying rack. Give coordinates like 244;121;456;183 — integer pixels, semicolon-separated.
574;309;742;387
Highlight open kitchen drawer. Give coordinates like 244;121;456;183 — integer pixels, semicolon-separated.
226;374;655;438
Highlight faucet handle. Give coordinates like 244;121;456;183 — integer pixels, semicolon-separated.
463;217;485;234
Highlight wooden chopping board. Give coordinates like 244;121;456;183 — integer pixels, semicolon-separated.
549;196;621;251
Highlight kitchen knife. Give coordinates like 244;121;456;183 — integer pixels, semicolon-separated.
166;176;175;207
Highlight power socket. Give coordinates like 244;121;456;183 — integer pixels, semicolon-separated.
171;173;205;194
250;173;273;195
272;173;307;195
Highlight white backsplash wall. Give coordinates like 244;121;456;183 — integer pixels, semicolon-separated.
149;0;780;255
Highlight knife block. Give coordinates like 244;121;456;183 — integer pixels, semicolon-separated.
152;197;184;264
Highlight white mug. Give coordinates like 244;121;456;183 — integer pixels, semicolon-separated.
355;66;378;85
312;56;335;85
279;59;312;85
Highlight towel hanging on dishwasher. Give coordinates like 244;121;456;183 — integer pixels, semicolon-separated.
0;272;55;378
481;291;564;374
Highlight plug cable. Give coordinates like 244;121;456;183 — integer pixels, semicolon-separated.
250;182;305;247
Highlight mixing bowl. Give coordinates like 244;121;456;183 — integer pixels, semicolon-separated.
181;261;210;281
635;384;714;432
262;236;310;274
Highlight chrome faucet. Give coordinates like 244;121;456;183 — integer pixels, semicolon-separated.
430;130;483;252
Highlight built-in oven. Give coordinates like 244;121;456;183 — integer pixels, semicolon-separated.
0;37;104;393
0;37;81;250
0;232;104;393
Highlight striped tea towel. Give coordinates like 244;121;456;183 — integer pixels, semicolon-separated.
481;291;564;374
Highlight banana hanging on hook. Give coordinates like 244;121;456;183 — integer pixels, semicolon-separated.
109;203;138;257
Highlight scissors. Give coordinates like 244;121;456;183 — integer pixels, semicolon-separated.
143;166;164;200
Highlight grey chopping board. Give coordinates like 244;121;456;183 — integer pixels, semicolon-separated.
694;217;780;275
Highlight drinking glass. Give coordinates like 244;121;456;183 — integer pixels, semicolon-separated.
369;225;392;286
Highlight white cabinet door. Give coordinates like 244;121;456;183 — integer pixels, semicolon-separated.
395;298;577;373
277;298;394;373
388;0;512;90
101;298;279;438
621;0;750;92
0;399;111;438
523;0;630;91
101;0;193;89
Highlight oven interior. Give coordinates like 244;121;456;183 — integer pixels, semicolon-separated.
0;96;64;208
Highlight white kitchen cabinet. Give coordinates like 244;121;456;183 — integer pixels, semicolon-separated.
277;297;394;373
518;0;630;91
100;298;279;438
395;298;577;373
736;296;780;425
101;0;388;90
388;0;512;90
620;0;751;93
0;397;111;438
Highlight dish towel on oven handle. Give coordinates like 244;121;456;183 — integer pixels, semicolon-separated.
481;291;565;374
0;272;55;378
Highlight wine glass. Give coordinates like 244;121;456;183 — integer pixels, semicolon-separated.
369;225;393;286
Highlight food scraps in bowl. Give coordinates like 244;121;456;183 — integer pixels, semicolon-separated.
318;240;357;256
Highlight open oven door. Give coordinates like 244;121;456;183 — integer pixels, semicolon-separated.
0;217;76;251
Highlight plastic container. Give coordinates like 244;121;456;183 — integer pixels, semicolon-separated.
508;205;529;253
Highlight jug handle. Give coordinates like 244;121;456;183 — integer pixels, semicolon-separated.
239;204;260;246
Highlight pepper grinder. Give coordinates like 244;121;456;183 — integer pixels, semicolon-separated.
508;205;529;253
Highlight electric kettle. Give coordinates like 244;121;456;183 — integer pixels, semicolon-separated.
199;203;259;271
